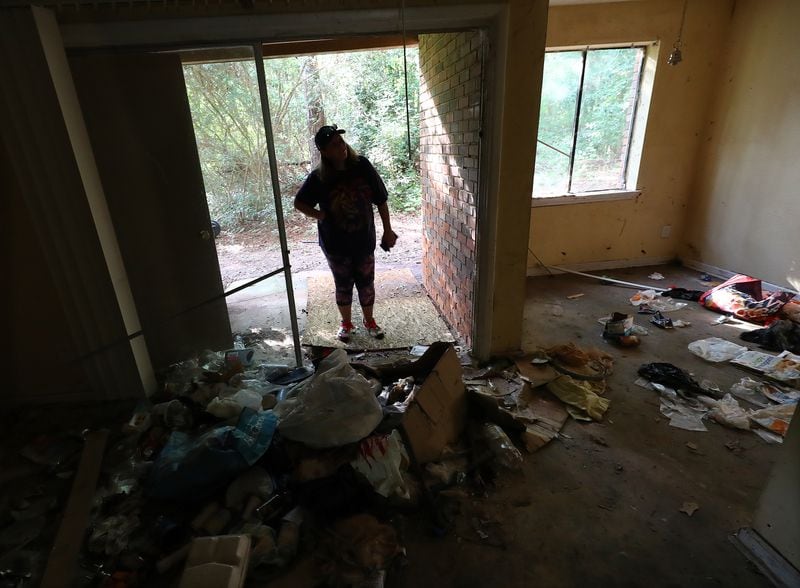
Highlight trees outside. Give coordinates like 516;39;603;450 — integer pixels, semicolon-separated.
183;46;421;233
533;47;643;196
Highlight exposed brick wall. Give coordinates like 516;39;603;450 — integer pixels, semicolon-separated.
419;32;482;346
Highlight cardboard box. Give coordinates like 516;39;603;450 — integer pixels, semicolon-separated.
402;344;466;464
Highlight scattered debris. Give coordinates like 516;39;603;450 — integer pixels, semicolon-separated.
635;378;708;432
648;272;665;280
725;440;743;453
547;376;610;421
731;350;800;385
600;313;641;347
638;363;702;395
630;290;688;312
650;311;674;329
712;315;736;325
680;502;700;517
661;287;704;301
7;269;795;588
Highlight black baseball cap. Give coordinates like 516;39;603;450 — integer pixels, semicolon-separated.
314;125;346;150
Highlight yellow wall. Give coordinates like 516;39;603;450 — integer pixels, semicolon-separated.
488;0;548;352
528;0;734;272
682;0;800;290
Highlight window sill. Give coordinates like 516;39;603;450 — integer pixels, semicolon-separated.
531;190;641;208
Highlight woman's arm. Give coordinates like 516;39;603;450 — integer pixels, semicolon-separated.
294;198;325;221
377;202;397;249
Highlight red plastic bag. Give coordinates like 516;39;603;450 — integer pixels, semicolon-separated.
700;274;795;324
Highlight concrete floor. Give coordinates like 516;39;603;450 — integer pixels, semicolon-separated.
392;264;777;587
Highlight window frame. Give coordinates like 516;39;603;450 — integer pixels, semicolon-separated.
531;42;658;207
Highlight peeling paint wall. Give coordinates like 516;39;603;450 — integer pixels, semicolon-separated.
528;0;734;273
682;0;800;290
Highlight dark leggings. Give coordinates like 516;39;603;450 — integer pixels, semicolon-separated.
325;253;375;307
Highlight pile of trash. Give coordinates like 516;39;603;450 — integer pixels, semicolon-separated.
66;341;594;587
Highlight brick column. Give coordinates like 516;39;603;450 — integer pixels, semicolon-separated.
419;31;482;346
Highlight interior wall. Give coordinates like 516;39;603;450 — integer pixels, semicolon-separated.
3;141;90;401
527;0;734;273
1;6;144;402
419;31;483;345
681;0;800;290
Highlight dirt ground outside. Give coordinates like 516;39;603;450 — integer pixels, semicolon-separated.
214;211;423;290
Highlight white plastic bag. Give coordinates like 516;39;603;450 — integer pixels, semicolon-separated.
687;337;748;362
351;430;411;499
275;349;382;448
704;394;750;430
730;378;771;407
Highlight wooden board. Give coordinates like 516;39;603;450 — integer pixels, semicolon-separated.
41;430;108;588
302;268;454;350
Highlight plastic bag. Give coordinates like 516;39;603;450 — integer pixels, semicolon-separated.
630;290;687;312
749;403;796;437
638;363;702;394
704;394;750;430
658;387;709;432
687;337;748;362
480;423;523;469
351;430;411;499
730;378;771;408
147;408;277;502
699;274;795;324
546;376;610;421
275;349;382;448
206;397;244;419
760;383;800;404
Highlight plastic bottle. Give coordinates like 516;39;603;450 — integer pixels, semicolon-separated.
480;423;523;469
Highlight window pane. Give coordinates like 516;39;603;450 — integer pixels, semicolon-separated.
533;51;583;196
571;48;643;193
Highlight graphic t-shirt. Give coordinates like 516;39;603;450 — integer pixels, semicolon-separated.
295;156;388;257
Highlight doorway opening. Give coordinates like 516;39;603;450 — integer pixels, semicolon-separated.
183;40;430;350
181;31;484;356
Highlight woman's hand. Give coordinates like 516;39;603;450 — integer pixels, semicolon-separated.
381;229;398;251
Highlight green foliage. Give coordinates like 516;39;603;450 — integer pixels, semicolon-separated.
183;46;421;230
183;60;272;228
306;48;421;212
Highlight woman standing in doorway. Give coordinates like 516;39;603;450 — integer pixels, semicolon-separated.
294;125;398;342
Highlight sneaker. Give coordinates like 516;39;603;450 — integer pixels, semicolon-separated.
337;320;355;342
363;318;385;339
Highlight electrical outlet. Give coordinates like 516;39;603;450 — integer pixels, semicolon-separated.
661;225;672;239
